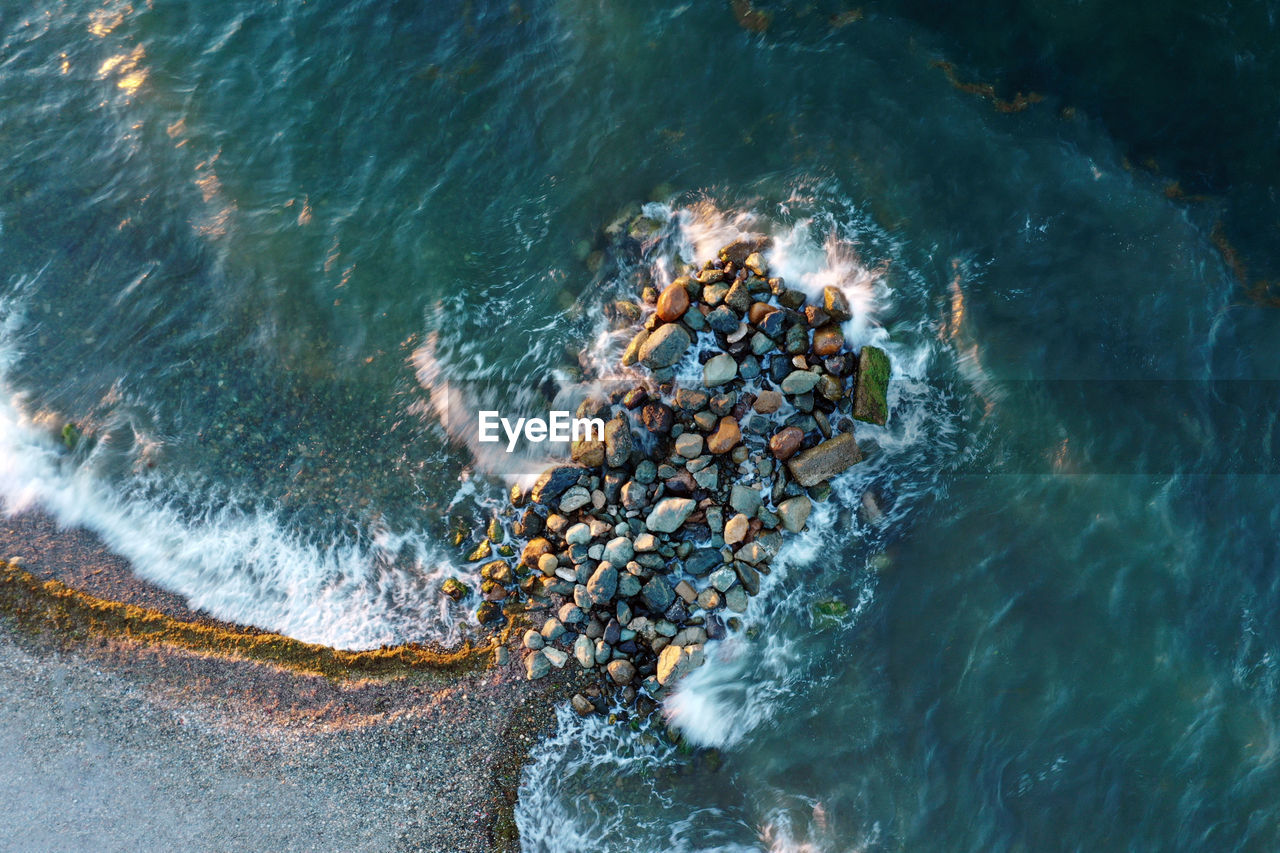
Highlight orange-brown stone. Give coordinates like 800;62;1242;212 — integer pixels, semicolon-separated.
656;282;690;322
769;426;804;460
707;416;741;454
812;324;845;356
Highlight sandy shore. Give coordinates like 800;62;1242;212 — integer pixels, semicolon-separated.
0;510;579;852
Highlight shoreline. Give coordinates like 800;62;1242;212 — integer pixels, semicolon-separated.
0;509;580;851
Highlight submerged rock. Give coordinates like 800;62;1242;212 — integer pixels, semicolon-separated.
786;433;863;487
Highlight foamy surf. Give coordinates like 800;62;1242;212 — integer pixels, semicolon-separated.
0;292;476;650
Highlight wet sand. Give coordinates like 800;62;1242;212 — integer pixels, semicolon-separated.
0;510;575;852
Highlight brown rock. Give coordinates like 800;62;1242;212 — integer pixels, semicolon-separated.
786;432;863;487
707;416;741;454
719;236;771;266
804;305;831;327
769;426;804;460
641;402;674;434
812;324;844;356
724;280;751;314
753;389;783;414
748;302;774;325
571;438;605;467
823;286;852;322
656;281;690;321
520;538;554;568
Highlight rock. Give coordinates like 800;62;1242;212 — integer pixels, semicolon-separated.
675;580;698;603
541;618;566;642
480;560;512;583
753;390;783;414
537;553;558;576
466;539;491;562
696;588;722;610
812;324;844;356
729;483;763;517
707;417;741;454
725;586;749;613
737;540;773;565
684;548;722;576
657;643;706;686
476;601;503;624
565;523;591;545
724;513;750;545
559;602;586;625
804;305;831;327
543;646;569;668
702;353;738;387
744;252;768;277
735;561;760;595
571;693;595;715
587;563;619;605
817;374;843;402
852;345;890;425
621;329;649;366
523;630;545;650
781;370;821;395
618;573;641;598
719;236;771;266
692;466;718;489
646;497;696;533
520;538;554;568
638;323;692;369
559;485;592;513
724;280;751;314
633;532;657;552
571;438;605;467
675;388;710;412
604;417;633;467
641;402;674;434
823;285;852;322
674;433;704;459
525;652;550;680
785;324;809;355
656;281;690;321
602;537;634;566
529;466;586;504
606;659;636;685
574;634;595;668
777;496;813;532
641;576;675;612
768;426;804;460
441;578;468;601
786;432;863;487
710;566;738;592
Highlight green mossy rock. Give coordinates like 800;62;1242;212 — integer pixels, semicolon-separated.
466;538;492;562
812;598;850;627
61;422;80;450
441;577;469;601
852;345;890;425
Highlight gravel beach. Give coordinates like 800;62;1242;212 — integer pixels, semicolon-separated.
0;511;574;852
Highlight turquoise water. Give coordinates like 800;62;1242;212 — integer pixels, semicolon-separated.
2;1;1279;849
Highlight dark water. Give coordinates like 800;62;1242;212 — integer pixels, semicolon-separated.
2;1;1278;850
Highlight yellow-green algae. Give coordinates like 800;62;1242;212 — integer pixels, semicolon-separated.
0;560;504;680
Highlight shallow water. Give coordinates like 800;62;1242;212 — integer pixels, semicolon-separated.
2;1;1278;850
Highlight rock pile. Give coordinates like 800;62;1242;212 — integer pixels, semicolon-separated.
470;235;890;709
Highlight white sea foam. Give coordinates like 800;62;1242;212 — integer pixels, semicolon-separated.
0;291;469;650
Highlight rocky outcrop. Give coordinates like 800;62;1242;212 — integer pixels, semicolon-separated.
461;231;892;710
